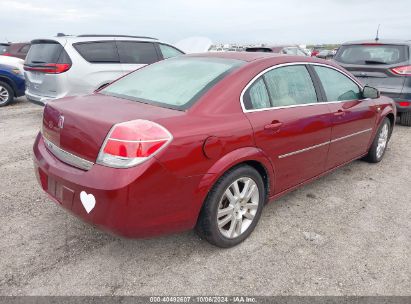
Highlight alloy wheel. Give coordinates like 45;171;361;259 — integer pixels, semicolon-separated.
376;123;389;159
217;177;260;239
0;86;9;105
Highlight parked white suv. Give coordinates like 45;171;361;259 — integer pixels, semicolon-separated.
24;35;184;105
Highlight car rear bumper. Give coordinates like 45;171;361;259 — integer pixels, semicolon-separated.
25;90;57;105
391;98;411;113
32;133;206;238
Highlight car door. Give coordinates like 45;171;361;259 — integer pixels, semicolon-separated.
243;64;332;194
116;41;159;73
312;65;378;169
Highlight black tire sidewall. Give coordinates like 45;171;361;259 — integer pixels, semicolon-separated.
197;165;265;248
0;81;14;107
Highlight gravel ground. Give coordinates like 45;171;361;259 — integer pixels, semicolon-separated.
0;98;410;296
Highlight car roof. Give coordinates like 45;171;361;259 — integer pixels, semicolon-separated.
341;39;411;46
31;35;160;44
186;52;284;62
185;52;330;65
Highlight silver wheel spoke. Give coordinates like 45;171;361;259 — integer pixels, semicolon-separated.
228;217;237;237
218;214;233;228
218;206;234;218
235;217;242;235
244;211;254;220
247;202;259;210
224;188;236;204
244;184;256;202
232;181;241;197
240;179;251;199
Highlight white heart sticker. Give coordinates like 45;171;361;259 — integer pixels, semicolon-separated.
80;191;96;214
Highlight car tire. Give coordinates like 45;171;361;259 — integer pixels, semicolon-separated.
196;165;265;248
0;81;14;107
400;111;411;126
364;118;391;163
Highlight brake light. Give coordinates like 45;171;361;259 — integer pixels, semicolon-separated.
398;101;410;107
23;63;71;74
97;119;173;168
391;65;411;76
2;53;11;56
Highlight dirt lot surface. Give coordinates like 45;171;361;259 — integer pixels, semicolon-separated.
0;98;410;296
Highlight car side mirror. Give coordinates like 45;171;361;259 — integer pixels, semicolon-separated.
362;86;380;99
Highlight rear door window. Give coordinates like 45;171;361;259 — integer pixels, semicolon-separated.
116;41;158;64
74;41;120;63
264;65;318;107
335;44;408;65
25;41;70;65
158;44;183;59
314;66;361;101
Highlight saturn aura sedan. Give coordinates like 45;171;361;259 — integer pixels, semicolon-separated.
33;52;395;247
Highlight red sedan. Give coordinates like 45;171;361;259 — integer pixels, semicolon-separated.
33;52;396;247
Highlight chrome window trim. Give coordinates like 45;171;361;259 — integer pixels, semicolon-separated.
240;62;365;113
278;128;373;159
43;137;94;171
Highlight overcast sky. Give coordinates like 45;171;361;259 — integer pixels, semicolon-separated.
1;0;410;45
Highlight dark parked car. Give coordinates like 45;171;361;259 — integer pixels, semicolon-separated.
316;49;334;60
0;64;25;106
334;40;411;126
245;45;308;56
2;42;31;59
33;52;395;247
0;43;10;55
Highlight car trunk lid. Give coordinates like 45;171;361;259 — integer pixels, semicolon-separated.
42;94;184;163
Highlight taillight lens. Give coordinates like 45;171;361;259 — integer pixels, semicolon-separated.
2;53;11;56
398;101;410;107
97;119;173;168
391;65;411;76
23;63;71;74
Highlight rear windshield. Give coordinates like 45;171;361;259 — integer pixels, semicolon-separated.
101;57;244;110
335;44;408;65
246;48;272;53
25;41;71;65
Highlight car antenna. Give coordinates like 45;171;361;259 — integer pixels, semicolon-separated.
375;24;381;42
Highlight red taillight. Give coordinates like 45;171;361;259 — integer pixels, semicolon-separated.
24;63;71;74
97;120;173;168
391;65;411;76
398;101;411;107
2;53;11;56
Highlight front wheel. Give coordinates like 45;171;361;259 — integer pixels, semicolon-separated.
196;165;265;248
365;118;391;163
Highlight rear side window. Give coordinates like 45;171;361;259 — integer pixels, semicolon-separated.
25;42;71;65
116;41;158;64
245;48;273;53
74;41;120;63
314;66;361;101
243;78;270;110
335;44;408;65
158;44;183;59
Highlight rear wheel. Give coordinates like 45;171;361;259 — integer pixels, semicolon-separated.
400;111;411;126
0;81;14;107
196;165;265;248
365;118;391;163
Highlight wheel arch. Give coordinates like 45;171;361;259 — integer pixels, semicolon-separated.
196;147;275;213
0;76;17;96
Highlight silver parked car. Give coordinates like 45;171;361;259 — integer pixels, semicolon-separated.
24;35;184;105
